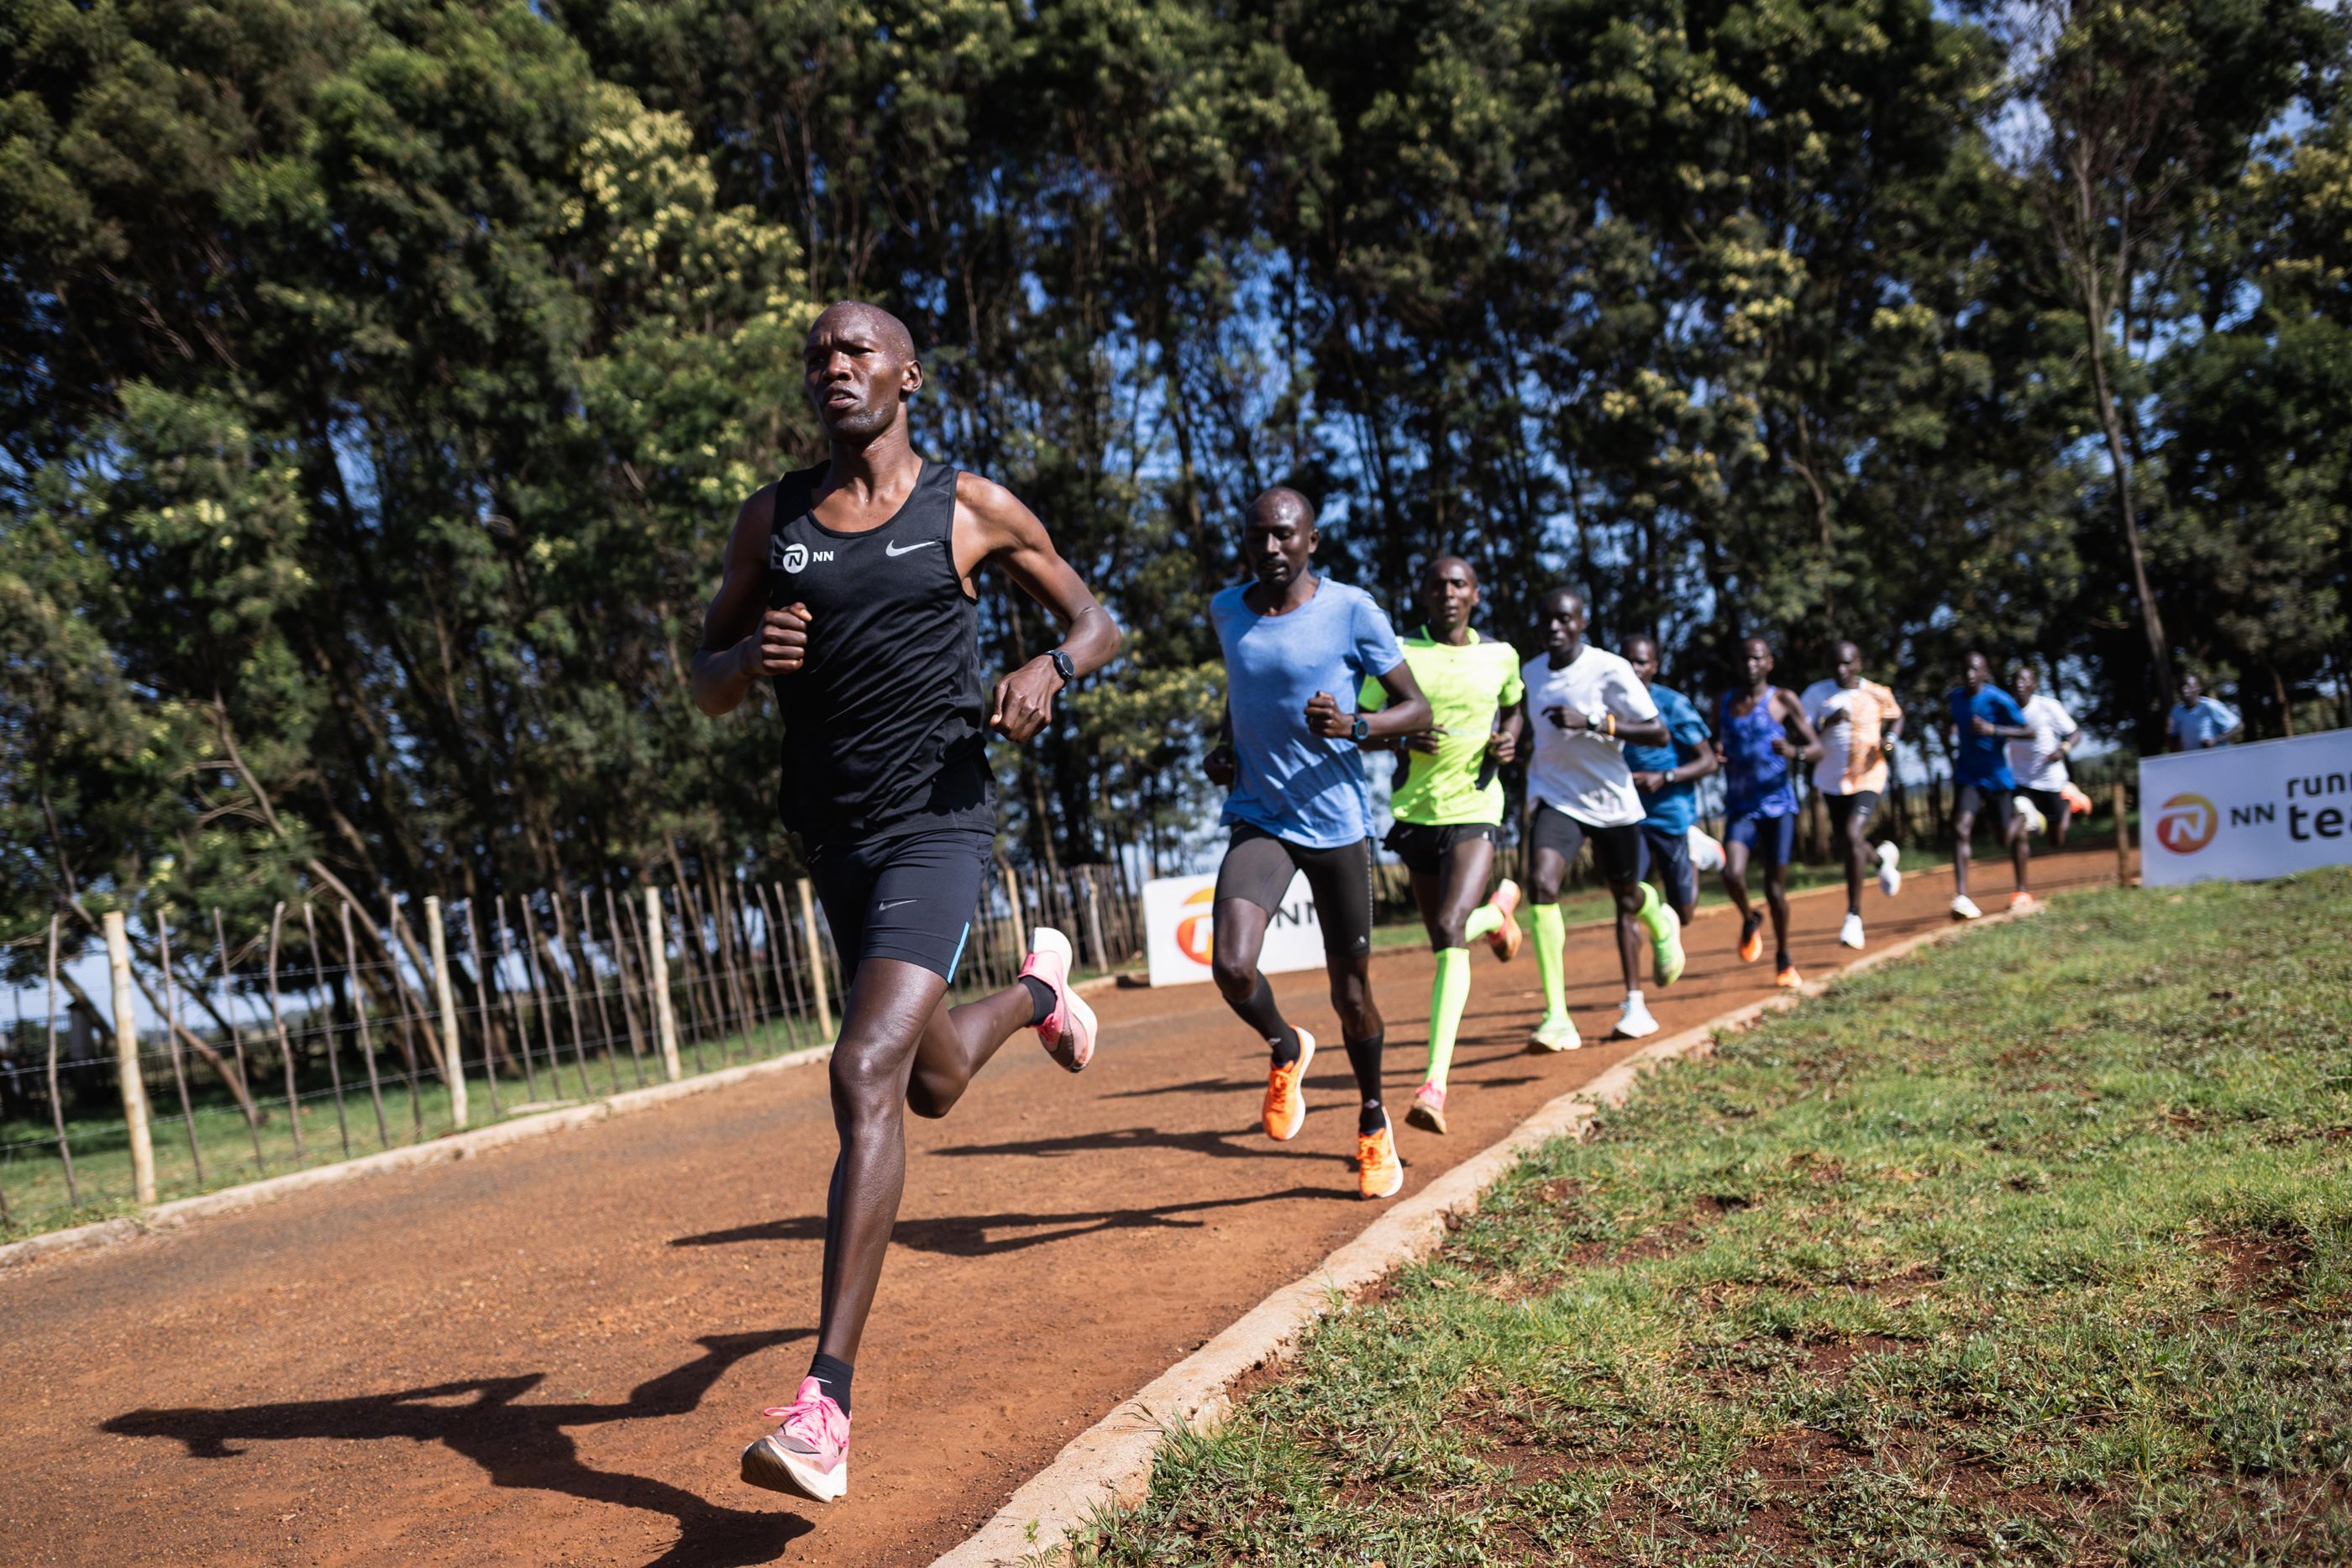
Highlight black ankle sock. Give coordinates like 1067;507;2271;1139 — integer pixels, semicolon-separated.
1018;973;1058;1025
1741;909;1763;935
1358;1099;1386;1135
1268;1025;1300;1067
1776;950;1792;970
807;1352;853;1415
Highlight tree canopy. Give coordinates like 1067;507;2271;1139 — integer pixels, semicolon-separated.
5;0;2348;978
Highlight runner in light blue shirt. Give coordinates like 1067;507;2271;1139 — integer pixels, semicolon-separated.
1200;486;1430;1200
2168;674;2243;751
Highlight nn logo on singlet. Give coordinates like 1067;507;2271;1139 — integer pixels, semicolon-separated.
778;542;835;574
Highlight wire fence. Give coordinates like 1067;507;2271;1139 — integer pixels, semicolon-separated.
3;766;2141;1240
0;860;1151;1240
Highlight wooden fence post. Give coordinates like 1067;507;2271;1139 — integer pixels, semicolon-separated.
1080;868;1110;974
425;897;468;1130
2114;779;2131;884
103;910;157;1206
796;878;834;1040
1000;863;1023;956
645;885;683;1081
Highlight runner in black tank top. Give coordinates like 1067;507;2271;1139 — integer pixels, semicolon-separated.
691;301;1121;1507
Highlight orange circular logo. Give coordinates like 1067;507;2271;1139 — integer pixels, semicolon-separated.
2154;793;2219;855
1175;885;1215;965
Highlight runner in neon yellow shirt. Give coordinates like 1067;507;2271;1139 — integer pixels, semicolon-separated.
1361;556;1525;1135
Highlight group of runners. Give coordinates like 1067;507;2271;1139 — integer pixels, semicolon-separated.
696;301;2092;1507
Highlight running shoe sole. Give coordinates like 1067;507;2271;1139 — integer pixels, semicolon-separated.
1405;1088;1447;1135
1654;907;1686;987
1025;927;1097;1071
1263;1026;1315;1141
741;1434;847;1504
1357;1117;1404;1199
1613;1008;1661;1040
1526;1016;1583;1053
1487;879;1524;962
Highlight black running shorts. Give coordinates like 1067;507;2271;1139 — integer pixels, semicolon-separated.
1215;825;1374;962
1530;803;1644;885
808;826;992;982
1824;789;1881;838
2022;786;2073;837
1640;823;1698;915
1954;784;2016;841
1382;820;1497;878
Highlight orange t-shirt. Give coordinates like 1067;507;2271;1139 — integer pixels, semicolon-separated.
1801;678;1902;795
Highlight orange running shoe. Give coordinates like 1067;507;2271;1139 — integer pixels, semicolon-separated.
1737;910;1765;964
1485;879;1524;962
1263;1026;1315;1141
2009;891;2043;914
1357;1110;1404;1199
1775;963;1803;989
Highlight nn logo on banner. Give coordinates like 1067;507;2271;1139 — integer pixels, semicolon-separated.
2154;793;2219;856
2140;728;2352;886
1141;870;1326;988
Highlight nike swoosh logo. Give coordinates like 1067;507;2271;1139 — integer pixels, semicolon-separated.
875;898;919;910
884;539;939;557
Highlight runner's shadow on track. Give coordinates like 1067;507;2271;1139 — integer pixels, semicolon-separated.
674;1186;1343;1258
105;1329;814;1567
927;1124;1334;1163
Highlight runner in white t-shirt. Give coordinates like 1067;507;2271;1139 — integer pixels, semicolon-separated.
1515;587;1676;1047
2008;663;2081;846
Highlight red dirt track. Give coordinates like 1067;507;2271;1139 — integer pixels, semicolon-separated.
4;851;2119;1566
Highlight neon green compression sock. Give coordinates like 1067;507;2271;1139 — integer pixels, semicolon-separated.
1533;903;1567;1017
1425;947;1473;1091
1463;901;1503;944
1635;880;1671;941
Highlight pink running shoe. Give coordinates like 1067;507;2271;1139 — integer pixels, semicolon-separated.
1021;926;1098;1072
742;1377;850;1503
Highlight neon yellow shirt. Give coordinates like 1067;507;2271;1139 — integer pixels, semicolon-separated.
1360;628;1525;826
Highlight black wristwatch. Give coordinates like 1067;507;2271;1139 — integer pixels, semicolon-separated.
1351;715;1370;743
1047;648;1075;687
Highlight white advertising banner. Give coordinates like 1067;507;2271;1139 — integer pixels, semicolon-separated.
2139;727;2352;886
1142;870;1329;988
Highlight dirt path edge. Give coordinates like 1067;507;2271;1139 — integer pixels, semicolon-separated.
932;899;2042;1567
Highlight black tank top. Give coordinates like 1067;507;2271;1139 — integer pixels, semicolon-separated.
765;459;994;850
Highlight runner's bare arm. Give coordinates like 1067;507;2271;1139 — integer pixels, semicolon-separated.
1205;704;1236;785
953;472;1123;742
1307;662;1431;742
1488;701;1524;764
693;486;812;716
1772;689;1824;763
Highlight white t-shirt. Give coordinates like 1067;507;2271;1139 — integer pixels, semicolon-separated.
1523;644;1659;828
2009;693;2077;790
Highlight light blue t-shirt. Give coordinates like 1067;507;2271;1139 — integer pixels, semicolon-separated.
1626;684;1710;835
2169;695;2240;748
1212;578;1406;849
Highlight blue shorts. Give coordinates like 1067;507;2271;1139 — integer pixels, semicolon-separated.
1640;824;1698;914
1725;810;1796;869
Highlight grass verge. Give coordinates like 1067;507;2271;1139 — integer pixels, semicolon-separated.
1074;870;2352;1565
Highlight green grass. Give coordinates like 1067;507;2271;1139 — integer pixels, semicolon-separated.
1069;869;2352;1565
